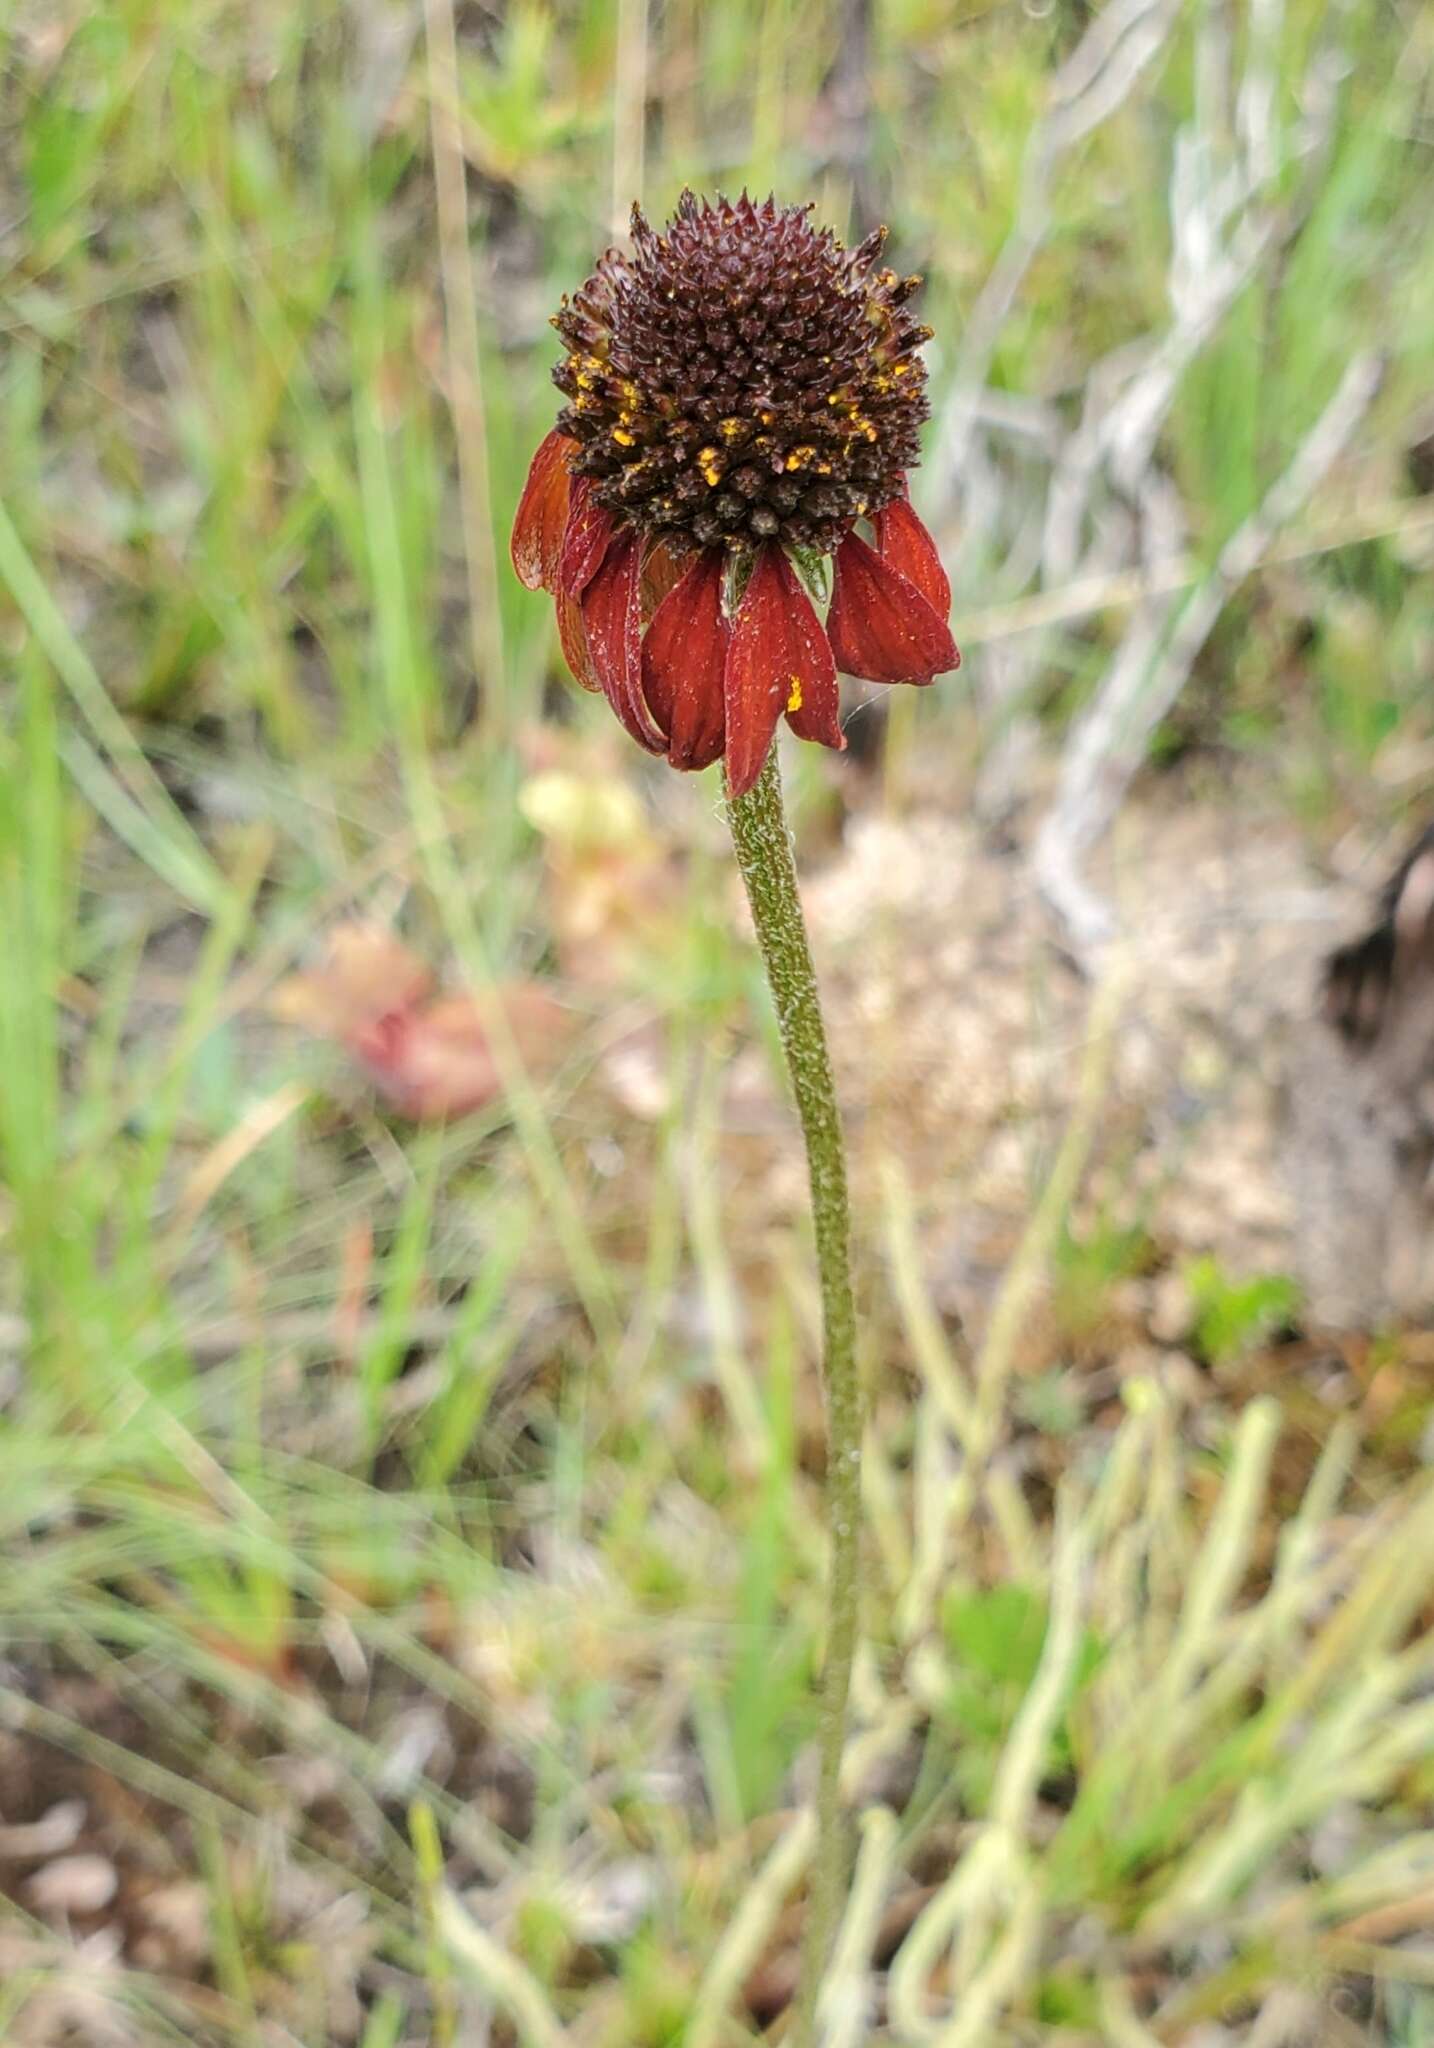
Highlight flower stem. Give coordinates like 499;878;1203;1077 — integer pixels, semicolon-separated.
725;746;860;2044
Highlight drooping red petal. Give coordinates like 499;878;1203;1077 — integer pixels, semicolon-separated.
642;550;728;771
580;529;668;754
640;536;694;625
558;478;617;600
872;496;951;617
555;591;600;692
723;546;839;798
510;430;575;592
827;531;960;686
783;653;845;753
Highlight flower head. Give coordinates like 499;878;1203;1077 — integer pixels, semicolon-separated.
511;191;959;796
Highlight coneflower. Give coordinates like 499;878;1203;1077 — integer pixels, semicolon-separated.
512;190;959;794
510;194;960;2047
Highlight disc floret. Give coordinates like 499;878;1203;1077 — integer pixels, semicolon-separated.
551;192;933;558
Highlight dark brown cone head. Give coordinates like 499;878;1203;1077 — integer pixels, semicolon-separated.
551;191;933;559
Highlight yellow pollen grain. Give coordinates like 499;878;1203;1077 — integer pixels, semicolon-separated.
784;445;815;471
894;362;911;376
719;417;744;438
786;676;804;714
855;499;868;516
760;411;775;426
698;447;722;486
612;428;635;446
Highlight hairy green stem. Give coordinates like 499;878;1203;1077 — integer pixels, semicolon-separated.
725;746;860;2044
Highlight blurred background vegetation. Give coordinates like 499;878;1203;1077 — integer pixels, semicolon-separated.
3;0;1434;2042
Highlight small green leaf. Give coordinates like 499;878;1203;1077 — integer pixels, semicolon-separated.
786;545;832;608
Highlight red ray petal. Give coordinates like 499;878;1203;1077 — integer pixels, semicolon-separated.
555;591;600;692
640;536;694;625
580;528;668;754
724;546;839;798
873;496;951;617
558;478;617;600
642;549;728;771
783;654;845;753
510;430;575;592
827;531;960;685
